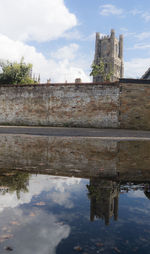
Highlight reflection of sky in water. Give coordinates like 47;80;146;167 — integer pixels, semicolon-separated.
0;175;87;254
0;175;82;211
0;174;150;254
0;208;70;254
127;190;146;199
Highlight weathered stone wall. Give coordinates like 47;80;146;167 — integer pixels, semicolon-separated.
0;83;119;128
0;79;150;129
119;81;150;130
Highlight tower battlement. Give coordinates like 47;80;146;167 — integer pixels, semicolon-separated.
93;29;124;82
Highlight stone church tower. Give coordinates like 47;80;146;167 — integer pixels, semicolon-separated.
93;29;124;82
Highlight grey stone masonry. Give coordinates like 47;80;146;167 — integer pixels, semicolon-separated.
93;29;124;82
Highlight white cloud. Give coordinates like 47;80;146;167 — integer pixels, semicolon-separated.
125;57;150;78
130;9;150;22
0;34;90;83
132;43;150;50
136;32;150;40
0;0;77;42
100;4;123;16
141;12;150;22
130;9;143;16
0;1;92;82
51;43;79;60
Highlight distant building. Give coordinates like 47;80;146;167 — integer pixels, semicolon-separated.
93;29;124;82
47;79;51;84
75;78;82;83
141;68;150;79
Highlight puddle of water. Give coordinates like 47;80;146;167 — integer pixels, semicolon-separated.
0;172;150;254
1;135;150;181
0;135;150;253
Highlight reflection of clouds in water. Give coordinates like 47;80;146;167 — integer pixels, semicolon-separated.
127;210;150;226
0;175;81;212
127;190;146;199
0;208;70;254
125;191;150;225
129;205;150;216
47;192;74;208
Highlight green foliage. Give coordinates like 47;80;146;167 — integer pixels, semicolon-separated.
0;171;30;199
0;57;37;85
90;59;105;77
90;59;113;81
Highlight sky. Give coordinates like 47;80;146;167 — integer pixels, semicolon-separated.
0;0;150;82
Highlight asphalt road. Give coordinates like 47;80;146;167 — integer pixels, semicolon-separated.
0;126;150;139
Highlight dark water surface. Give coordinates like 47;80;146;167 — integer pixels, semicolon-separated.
0;172;150;254
0;135;150;253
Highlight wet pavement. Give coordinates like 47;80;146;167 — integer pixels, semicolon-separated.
0;126;150;139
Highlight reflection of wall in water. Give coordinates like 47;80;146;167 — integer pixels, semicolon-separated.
1;135;150;181
87;179;119;225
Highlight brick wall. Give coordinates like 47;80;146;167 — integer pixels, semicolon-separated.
0;83;119;128
119;81;150;130
0;80;150;129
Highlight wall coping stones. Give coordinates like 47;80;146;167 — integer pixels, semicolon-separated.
120;78;150;84
0;81;119;88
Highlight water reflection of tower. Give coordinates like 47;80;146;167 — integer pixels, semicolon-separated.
144;183;150;200
87;178;119;225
